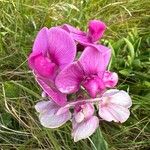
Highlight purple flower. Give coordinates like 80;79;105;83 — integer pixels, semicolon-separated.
62;20;106;46
28;27;76;106
55;45;118;98
28;20;132;142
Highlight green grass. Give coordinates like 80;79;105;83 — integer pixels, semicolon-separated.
0;0;150;149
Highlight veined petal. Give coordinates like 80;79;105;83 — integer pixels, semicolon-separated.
32;27;49;54
99;107;118;122
88;20;106;42
79;46;110;76
38;101;71;128
55;62;84;94
47;27;76;69
62;24;90;44
35;100;55;113
36;77;67;106
107;104;130;123
72;116;99;142
99;103;130;123
62;24;86;36
103;89;132;108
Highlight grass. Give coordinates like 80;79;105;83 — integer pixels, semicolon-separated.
0;0;150;149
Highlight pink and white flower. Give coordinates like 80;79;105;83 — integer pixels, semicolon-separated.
99;89;132;123
28;20;132;143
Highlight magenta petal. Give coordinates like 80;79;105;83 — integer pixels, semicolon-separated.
79;46;110;76
36;77;67;106
55;62;84;94
103;71;118;88
62;24;86;36
72;116;99;142
29;53;57;78
32;27;49;54
62;24;90;43
82;77;105;98
48;27;76;69
88;20;106;42
36;101;71;128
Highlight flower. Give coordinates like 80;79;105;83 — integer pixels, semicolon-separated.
55;45;118;98
35;100;71;128
62;20;106;45
28;27;76;106
35;89;132;142
28;20;132;143
72;103;99;142
99;89;132;123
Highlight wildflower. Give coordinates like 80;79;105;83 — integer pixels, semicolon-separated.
99;89;132;123
28;27;76;105
72;103;99;142
35;100;71;128
62;20;106;46
55;45;118;98
35;89;132;141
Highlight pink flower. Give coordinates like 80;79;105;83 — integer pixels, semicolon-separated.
28;27;76;106
35;100;71;128
55;45;118;98
62;20;106;45
99;89;132;123
72;103;99;142
35;89;132;142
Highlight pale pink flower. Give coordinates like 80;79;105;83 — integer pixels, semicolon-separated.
99;89;132;123
35;100;71;128
72;103;99;142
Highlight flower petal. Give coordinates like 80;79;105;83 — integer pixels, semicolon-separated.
72;116;99;142
28;53;58;78
36;77;67;106
88;20;106;42
99;107;118;122
39;103;71;128
62;24;90;44
103;71;118;88
35;100;54;113
99;103;130;123
79;46;111;76
55;62;84;94
103;89;132;108
32;27;49;54
82;77;105;98
47;27;76;69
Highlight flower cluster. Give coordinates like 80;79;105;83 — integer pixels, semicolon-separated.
28;20;132;142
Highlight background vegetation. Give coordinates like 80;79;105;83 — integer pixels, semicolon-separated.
0;0;150;149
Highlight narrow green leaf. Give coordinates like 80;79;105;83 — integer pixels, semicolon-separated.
124;38;135;64
91;128;108;150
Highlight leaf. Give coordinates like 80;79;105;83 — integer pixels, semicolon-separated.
124;38;135;64
91;128;108;150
